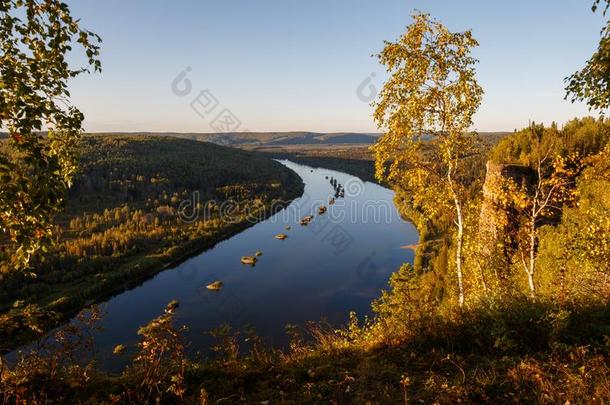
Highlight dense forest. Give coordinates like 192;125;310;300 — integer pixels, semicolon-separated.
2;0;610;403
0;135;303;351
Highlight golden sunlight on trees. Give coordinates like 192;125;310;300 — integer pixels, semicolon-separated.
0;0;101;272
372;12;483;306
3;2;610;402
490;126;582;298
473;118;609;302
537;145;610;302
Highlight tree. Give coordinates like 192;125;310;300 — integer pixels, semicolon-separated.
492;124;581;297
565;0;610;109
0;0;101;272
372;12;483;306
537;143;610;302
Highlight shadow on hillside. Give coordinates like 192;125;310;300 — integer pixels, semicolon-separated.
194;301;610;403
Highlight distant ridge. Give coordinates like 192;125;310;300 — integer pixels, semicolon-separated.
82;131;510;148
2;131;511;147
83;131;381;147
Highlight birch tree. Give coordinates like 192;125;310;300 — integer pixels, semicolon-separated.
491;124;582;298
372;12;483;306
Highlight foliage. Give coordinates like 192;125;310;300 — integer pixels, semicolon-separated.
490;117;610;165
566;0;610;109
490;125;584;297
0;124;608;403
537;144;610;302
369;263;439;343
372;12;483;306
3;295;610;403
471;120;609;302
2;2;610;400
117;300;189;403
0;306;101;404
0;0;101;271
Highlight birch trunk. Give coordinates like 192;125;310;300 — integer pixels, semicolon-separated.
456;205;465;306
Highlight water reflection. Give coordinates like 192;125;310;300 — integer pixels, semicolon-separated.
76;160;418;370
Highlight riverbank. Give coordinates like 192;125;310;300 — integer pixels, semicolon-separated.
0;136;305;353
37;160;416;369
254;145;378;183
4;146;609;403
255;147;441;274
0;205;304;353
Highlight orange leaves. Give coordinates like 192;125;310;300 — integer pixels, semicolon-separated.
10;132;22;143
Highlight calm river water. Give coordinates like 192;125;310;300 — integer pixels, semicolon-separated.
61;160;418;370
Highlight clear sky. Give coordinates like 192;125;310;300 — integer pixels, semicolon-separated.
66;0;606;133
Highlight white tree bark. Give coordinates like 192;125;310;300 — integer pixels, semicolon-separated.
527;217;536;298
455;204;465;306
448;159;465;307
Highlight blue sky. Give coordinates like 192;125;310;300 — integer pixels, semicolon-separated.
67;0;605;133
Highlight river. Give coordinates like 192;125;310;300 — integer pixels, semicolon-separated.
59;160;418;370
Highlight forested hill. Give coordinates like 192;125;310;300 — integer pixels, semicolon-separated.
67;135;302;214
0;135;304;348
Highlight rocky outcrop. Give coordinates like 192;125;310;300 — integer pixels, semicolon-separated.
478;161;535;258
